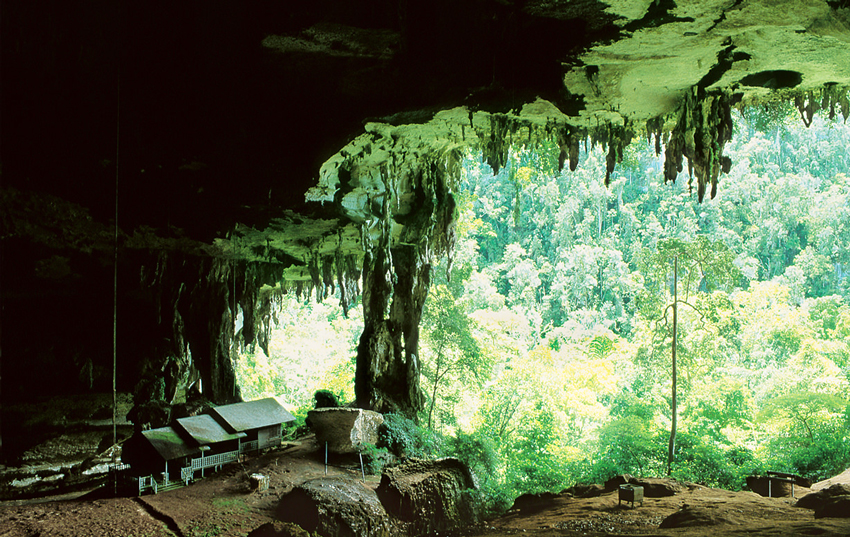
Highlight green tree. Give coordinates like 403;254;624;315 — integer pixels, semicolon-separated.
760;392;847;442
421;283;484;429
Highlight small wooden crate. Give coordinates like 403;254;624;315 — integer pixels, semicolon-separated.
618;484;643;508
249;473;269;492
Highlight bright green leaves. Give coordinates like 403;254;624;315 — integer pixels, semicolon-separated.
234;294;361;407
420;282;484;429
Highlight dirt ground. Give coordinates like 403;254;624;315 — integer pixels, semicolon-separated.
452;484;850;537
1;438;849;537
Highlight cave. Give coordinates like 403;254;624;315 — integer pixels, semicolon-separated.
2;0;850;479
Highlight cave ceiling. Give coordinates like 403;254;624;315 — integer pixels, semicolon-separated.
4;0;850;278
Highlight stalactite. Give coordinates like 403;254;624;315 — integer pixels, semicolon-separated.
645;116;664;156
308;255;322;301
321;254;335;300
795;84;850;126
556;126;585;172
133;248;291;418
481;113;516;174
662;86;734;201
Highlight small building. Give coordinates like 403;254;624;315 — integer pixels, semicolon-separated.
175;414;246;478
121;426;200;494
120;397;296;494
210;397;295;451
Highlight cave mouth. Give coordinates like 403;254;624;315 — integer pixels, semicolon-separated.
233;102;850;439
366;104;850;492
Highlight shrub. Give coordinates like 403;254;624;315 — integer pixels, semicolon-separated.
378;413;445;459
360;443;395;475
313;389;341;408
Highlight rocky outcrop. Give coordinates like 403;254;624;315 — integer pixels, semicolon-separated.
307;408;384;454
248;521;312;537
604;474;634;491
510;492;561;514
597;474;684;497
797;483;850;518
631;477;686;497
814;497;850;519
277;477;399;537
376;458;478;535
566;483;606;498
276;459;479;536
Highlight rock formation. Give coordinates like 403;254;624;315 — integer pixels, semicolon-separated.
376;457;479;535
277;476;399;537
307;408;384;454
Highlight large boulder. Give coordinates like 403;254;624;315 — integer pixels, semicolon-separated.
376;458;478;535
631;477;685;497
565;483;606;498
604;474;634;491
510;492;561;514
247;521;312;537
276;476;398;537
797;484;850;510
307;408;384;454
815;497;850;519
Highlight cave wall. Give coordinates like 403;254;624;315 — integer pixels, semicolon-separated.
0;192;292;432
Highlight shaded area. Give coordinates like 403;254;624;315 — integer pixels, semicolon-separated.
740;70;804;89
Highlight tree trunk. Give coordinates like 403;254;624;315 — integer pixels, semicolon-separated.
667;256;678;476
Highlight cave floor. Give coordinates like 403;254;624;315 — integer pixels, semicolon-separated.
451;485;850;537
1;438;849;537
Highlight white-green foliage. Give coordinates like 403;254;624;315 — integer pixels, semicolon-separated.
235;294;362;409
417;108;850;498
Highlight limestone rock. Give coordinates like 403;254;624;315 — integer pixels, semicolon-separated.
510;492;560;514
659;503;742;528
812;468;850;491
376;458;478;535
604;474;634;491
797;484;850;510
247;521;311;537
307;408;384;454
565;483;606;498
815;497;850;519
630;477;684;497
277;476;398;537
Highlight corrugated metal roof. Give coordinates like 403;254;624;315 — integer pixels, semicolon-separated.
211;397;295;433
176;414;246;445
141;426;200;461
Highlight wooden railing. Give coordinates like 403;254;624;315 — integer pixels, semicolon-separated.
240;440;258;453
135;448;245;494
190;450;238;471
138;475;157;495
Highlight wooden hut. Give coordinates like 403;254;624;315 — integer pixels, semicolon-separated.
120;397;295;494
121;426;200;494
174;414;246;478
210;397;295;451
